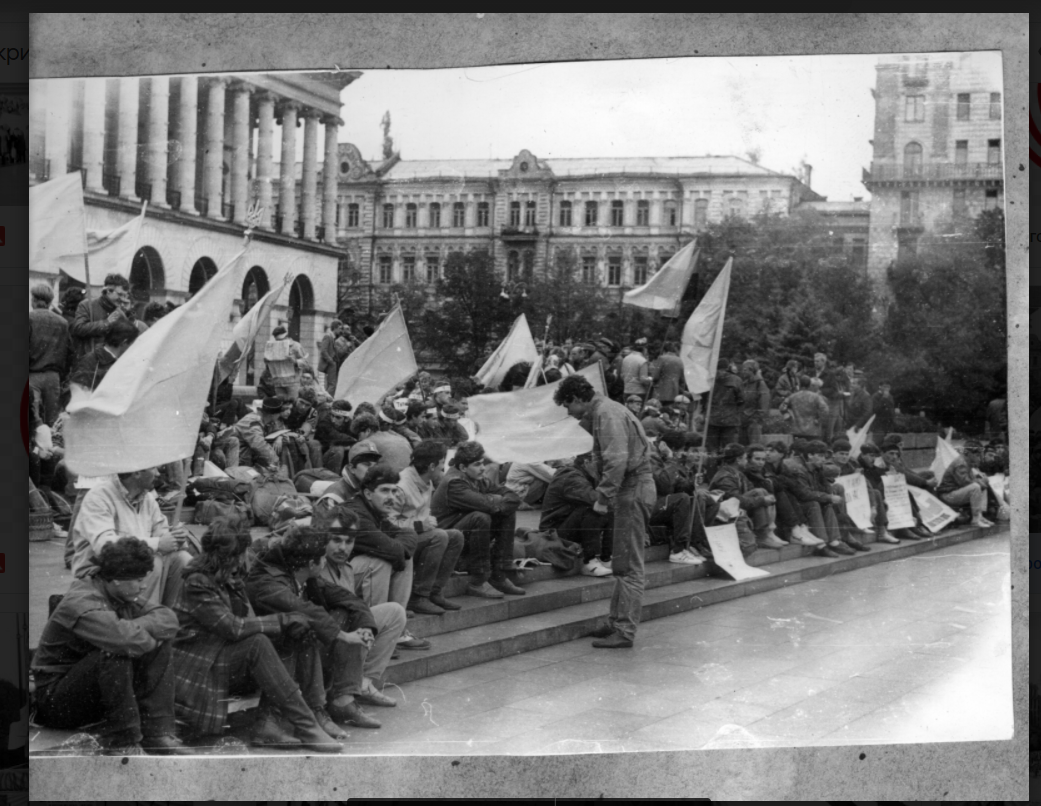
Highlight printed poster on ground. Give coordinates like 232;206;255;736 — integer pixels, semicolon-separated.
906;486;958;533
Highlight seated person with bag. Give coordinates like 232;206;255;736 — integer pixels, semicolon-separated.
538;453;612;578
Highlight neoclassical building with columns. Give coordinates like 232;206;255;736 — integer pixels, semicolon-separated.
28;71;359;385
290;148;824;313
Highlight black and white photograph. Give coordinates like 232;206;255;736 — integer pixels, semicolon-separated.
26;13;1025;802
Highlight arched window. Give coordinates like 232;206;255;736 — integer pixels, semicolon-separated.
507;250;520;282
522;250;534;280
903;142;923;177
288;275;315;343
188;257;218;297
128;246;165;317
241;266;269;384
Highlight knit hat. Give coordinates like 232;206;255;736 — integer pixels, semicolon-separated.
272;325;287;338
831;439;852;453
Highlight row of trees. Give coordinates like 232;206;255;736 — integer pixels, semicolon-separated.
354;207;1006;433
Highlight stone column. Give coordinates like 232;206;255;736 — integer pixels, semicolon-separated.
322;115;340;242
81;78;106;192
203;77;228;220
146;75;170;208
301;109;320;240
255;92;276;229
172;76;199;214
116;77;139;199
278;101;300;236
229;81;251;224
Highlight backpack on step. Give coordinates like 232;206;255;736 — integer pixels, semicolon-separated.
249;470;300;526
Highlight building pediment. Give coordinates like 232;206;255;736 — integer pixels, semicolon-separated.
500;149;554;180
337;144;379;181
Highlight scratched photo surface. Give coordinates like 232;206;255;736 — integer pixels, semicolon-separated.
27;49;1012;764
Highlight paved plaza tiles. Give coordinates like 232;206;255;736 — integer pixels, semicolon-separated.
29;530;1011;757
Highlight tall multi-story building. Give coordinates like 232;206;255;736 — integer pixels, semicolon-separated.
861;52;1004;279
28;71;359;383
291;148;823;313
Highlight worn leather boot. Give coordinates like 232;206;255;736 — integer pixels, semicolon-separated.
250;707;302;748
277;689;345;754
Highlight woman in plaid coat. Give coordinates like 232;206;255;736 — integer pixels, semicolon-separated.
170;515;344;752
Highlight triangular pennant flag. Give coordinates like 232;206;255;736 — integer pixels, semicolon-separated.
217;274;291;385
334;304;419;406
623;240;698;315
845;415;875;460
474;313;540;391
29;171;87;283
465;362;606;464
64;249;249;476
930;434;961;480
523;353;544;389
679;257;733;396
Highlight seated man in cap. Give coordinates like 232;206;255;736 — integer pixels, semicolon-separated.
640;400;667;439
782;440;856;558
710;443;787;552
245;523;383;736
312;504;406;705
431;441;525;599
70;466;194;609
979;440;1009;476
386;440;466;614
539;453;613;577
231;397;291;473
936;439;995;529
368;405;414;473
877;437;935;539
32;537;193;755
624;394;644;418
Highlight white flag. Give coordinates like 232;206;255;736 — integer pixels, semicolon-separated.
217;275;291;384
84;202;147;281
474;313;539;391
64;249;249;476
334;304;418;406
679;257;733;396
845;415;875;460
523;354;544;389
29;171;87;282
623;241;698;317
930;434;960;481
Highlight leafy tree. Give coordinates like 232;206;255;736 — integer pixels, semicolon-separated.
527;249;608;345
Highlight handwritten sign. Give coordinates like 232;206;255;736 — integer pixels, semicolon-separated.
705;523;770;580
836;472;872;530
881;473;916;530
907;485;958;533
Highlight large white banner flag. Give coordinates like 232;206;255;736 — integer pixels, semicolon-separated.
845;415;875;460
65;249;249;476
334;304;418;406
930;435;960;481
881;473;916;530
83;202;147;281
29;171;87;282
907;486;958;534
474;313;539;391
623;241;698;317
217;274;291;385
836;473;873;530
465;362;606;464
680;257;733;396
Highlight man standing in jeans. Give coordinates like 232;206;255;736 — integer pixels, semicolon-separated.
555;374;655;649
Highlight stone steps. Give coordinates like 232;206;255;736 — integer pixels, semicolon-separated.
379;521;1006;686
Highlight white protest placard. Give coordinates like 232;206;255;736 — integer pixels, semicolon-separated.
881;473;916;530
705;523;770;580
836;472;873;530
988;473;1006;504
907;485;958;533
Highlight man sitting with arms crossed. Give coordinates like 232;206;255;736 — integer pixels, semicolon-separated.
313;504;407;704
386;440;465;615
708;443;780;556
32;537;192;755
70;465;193;609
539;453;613;578
650;436;707;565
431;441;525;599
936;439;995;530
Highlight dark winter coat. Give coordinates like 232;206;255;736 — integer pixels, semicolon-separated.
708;369;744;427
539;464;600;531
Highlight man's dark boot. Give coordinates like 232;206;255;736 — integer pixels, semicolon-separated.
490;575;525;596
589;623;614;639
250;707;302;748
277;689;344;754
592;632;634;649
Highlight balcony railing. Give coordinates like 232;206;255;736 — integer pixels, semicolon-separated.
863;161;1003;183
500;225;539;239
135;181;152;203
166;189;181;210
102;170;120;197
